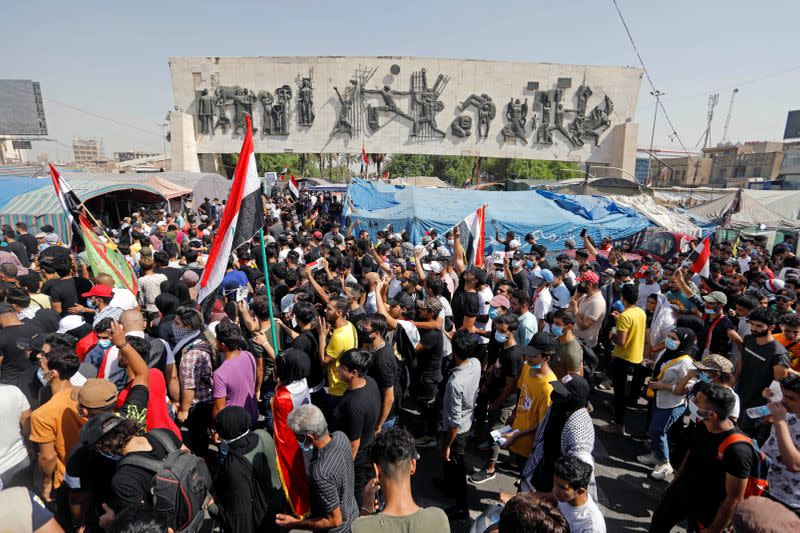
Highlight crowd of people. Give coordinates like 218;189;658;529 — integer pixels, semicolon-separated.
0;187;799;533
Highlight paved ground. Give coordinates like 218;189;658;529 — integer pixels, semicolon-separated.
408;387;687;533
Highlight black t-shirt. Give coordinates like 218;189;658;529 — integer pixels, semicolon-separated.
272;283;289;308
683;425;754;524
737;336;789;409
25;308;61;333
155;267;184;289
334;376;380;465
368;343;399;419
292;329;322;388
698;315;734;357
4;241;30;267
65;444;116;532
17;233;38;258
418;328;444;388
512;270;530;296
0;322;42;384
42;277;79;316
451;289;480;329
111;429;182;511
490;345;524;407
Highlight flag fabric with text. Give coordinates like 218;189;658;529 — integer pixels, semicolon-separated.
197;114;264;306
456;205;487;267
688;235;711;278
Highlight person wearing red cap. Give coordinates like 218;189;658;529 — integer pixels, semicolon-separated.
570;270;606;351
81;284;123;327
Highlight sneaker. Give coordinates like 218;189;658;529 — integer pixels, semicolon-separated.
469;468;497;484
651;462;674;481
495;460;520;475
636;453;660;466
415;435;437;448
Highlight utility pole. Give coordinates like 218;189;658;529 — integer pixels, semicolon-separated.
648;90;665;186
721;88;739;144
692;93;719;188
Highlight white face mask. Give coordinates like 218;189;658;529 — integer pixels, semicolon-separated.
687;399;704;424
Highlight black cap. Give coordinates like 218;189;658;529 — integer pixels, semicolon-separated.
526;331;558;353
550;374;591;403
387;293;415;309
79;412;125;447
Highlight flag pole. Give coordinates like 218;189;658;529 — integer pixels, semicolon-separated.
258;227;280;350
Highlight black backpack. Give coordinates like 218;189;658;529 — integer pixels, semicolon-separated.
577;337;599;379
119;429;211;532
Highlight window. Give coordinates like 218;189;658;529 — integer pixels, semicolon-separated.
751;166;762;177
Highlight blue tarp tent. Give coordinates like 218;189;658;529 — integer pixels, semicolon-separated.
343;179;653;251
0;176;51;211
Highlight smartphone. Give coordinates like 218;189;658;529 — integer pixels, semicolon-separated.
745;405;771;419
580;228;587;238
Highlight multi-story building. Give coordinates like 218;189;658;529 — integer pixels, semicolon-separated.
114;151;158;162
72;138;102;164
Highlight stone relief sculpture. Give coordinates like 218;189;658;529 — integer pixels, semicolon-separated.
258;90;275;134
363;85;413;131
331;80;357;138
458;94;496;140
451;115;472;138
502;98;528;144
233;88;257;135
536;91;554;144
409;69;448;138
273;85;293;135
197;88;215;135
579;95;614;146
213;85;241;134
297;77;315;127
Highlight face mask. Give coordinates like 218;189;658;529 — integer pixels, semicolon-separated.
551;325;564;337
86;299;96;310
98;339;112;349
298;437;314;453
494;332;508;344
488;307;500;320
530;363;542;370
704;307;717;315
665;338;679;351
447;239;454;246
688;399;705;424
698;371;712;383
36;367;50;386
511;260;522;269
495;271;505;280
99;451;124;461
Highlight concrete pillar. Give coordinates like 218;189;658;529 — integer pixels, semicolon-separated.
607;121;639;181
169;111;200;172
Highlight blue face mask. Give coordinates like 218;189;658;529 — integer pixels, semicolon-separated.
698;371;712;383
86;299;96;310
526;260;535;269
298;437;314;453
511;260;522;269
98;339;112;349
551;325;564;337
530;363;542;370
99;451;124;461
488;307;500;320
665;338;679;351
494;332;508;344
36;367;49;386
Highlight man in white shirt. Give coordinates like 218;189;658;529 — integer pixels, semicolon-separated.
0;384;31;488
550;267;571;309
531;269;554;331
552;455;606;533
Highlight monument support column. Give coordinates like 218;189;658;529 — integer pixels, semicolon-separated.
169;111;200;172
605;121;639;181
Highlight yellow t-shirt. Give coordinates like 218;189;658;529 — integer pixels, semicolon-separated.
510;366;555;457
29;388;85;488
613;306;647;364
326;321;358;397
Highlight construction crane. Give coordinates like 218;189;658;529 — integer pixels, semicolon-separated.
721;88;739;144
696;93;720;150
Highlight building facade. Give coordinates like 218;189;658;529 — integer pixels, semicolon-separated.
72;138;101;164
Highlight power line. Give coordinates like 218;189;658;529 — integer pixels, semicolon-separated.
610;0;694;160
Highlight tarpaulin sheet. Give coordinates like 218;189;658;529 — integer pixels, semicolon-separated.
689;189;800;230
536;190;639;220
344;179;653;251
0;176;50;210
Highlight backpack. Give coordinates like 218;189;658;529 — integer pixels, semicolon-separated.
119;429;212;532
715;431;772;498
577;337;599;379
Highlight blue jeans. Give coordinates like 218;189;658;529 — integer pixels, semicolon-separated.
649;404;685;463
382;417;397;431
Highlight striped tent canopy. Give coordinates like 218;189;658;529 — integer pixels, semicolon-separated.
0;176;165;244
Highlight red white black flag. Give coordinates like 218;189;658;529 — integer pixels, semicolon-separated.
688;235;711;278
49;163;82;237
457;205;487;267
197;114;264;306
288;172;300;198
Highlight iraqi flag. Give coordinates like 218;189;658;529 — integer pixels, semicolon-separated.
456;205;487;267
688;235;711;278
272;380;312;517
197;114;264;306
49;163;82;238
288;172;300;198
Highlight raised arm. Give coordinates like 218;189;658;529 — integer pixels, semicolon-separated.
452;226;466;275
110;320;149;389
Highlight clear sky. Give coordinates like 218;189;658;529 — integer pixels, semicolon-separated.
3;0;798;161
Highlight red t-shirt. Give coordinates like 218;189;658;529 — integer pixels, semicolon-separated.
116;369;181;440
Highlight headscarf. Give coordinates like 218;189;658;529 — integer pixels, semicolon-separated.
653;326;695;377
214;406;270;533
275;348;310;385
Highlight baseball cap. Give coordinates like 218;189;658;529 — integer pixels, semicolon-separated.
702;291;728;305
79;412;126;447
576;270;599;285
468;265;488;286
35;232;46;238
508;239;521;249
694;354;734;374
312;231;323;239
776;288;797;301
45;233;59;245
538;269;555;283
181;270;199;287
57;315;86;334
416;297;444;316
82;285;114;298
550;373;591;403
723;258;737;266
489;294;511;309
79;378;119;409
525;331;558;354
387;293;414;309
422;261;442;274
765;278;786;294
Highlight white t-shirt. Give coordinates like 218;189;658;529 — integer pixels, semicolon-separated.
532;286;553;321
475;286;494;345
558;496;606;533
764;412;800;509
573;291;606;348
551;283;571;309
737;256;751;274
438;295;453;357
0;385;30;476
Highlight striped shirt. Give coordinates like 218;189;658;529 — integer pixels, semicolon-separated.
309;431;358;532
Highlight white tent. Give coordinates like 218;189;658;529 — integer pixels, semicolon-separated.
689;189;800;230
